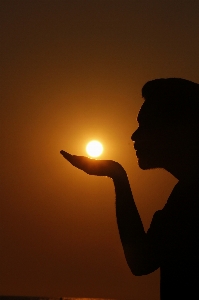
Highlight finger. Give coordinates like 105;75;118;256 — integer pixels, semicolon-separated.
60;150;73;162
60;150;96;173
60;150;89;169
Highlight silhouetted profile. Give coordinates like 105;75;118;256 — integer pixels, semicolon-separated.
60;78;199;299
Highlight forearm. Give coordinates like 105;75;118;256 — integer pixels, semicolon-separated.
113;170;158;275
114;172;145;243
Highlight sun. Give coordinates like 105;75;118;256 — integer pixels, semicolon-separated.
86;140;103;157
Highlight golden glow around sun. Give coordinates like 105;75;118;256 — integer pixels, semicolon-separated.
86;140;103;157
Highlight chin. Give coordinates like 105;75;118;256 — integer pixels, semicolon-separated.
138;161;152;170
137;157;160;170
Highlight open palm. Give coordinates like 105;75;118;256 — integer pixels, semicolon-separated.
60;150;125;179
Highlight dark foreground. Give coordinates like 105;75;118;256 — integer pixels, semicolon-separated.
0;297;116;300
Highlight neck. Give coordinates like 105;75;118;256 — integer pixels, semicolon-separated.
167;165;199;183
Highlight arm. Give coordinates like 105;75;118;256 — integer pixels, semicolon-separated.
113;170;159;275
60;151;159;275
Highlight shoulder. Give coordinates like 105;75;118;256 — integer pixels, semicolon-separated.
148;180;199;235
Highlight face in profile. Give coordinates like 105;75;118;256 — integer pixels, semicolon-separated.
132;100;199;177
131;101;179;171
135;78;199;177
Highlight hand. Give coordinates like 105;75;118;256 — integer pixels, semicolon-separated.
60;150;125;179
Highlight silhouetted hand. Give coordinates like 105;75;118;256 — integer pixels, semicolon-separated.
60;150;126;179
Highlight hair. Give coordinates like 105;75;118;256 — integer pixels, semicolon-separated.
141;78;199;126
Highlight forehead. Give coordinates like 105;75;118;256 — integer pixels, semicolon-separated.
137;100;192;130
137;101;163;125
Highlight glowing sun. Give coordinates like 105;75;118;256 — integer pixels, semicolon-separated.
86;140;103;157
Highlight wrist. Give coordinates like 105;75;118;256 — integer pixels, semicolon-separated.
111;164;128;183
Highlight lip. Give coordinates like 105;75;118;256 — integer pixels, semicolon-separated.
134;143;139;151
134;143;145;156
134;142;146;151
134;144;140;155
135;149;140;155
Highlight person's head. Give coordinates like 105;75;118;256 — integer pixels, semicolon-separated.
131;78;199;179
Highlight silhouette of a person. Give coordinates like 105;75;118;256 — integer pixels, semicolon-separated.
60;78;199;299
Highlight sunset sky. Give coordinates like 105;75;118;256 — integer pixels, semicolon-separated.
1;1;199;299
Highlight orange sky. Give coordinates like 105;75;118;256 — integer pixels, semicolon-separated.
1;1;199;299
